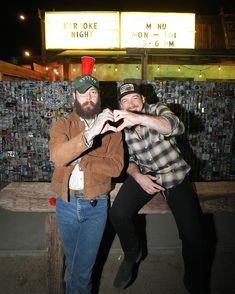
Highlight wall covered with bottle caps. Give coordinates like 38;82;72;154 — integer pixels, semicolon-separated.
0;80;234;183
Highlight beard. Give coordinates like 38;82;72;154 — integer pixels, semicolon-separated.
74;99;101;119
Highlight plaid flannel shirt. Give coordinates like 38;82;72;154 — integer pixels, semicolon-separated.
124;102;191;189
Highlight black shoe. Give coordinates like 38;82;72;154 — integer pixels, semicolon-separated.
184;276;210;294
113;251;142;289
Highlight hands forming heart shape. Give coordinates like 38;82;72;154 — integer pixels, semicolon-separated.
100;108;141;133
85;108;141;144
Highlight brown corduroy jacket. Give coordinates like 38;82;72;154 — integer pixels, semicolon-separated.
49;111;124;201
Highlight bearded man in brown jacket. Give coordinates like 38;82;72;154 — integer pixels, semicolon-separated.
49;56;124;294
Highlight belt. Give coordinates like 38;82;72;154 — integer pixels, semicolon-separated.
72;190;97;207
73;190;84;198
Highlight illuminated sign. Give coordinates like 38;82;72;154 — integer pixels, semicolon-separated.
121;12;195;49
44;12;195;50
45;12;120;49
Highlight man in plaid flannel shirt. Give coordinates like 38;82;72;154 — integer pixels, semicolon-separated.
110;82;209;294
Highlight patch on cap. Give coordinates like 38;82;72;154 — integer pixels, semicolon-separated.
117;83;141;100
74;74;99;94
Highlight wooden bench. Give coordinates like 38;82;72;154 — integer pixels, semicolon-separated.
0;181;235;294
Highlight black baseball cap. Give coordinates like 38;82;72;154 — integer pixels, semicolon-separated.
117;83;142;100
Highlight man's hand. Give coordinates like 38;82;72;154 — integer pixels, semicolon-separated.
135;173;165;195
84;108;117;144
113;110;141;132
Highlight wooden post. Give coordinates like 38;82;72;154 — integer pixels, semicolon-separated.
141;50;148;81
38;9;47;64
45;213;64;294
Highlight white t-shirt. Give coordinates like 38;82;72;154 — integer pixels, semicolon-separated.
69;116;95;190
69;162;84;190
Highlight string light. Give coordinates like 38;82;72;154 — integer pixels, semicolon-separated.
218;65;221;71
136;65;139;71
114;65;118;72
177;66;181;72
24;51;30;57
53;69;59;76
157;66;160;71
199;71;202;78
93;66;96;72
19;14;26;21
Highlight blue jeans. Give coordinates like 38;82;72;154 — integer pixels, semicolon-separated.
56;194;108;294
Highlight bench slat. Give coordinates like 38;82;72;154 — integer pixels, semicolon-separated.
0;181;235;213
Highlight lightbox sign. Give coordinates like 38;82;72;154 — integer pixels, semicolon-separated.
120;12;195;49
45;12;120;49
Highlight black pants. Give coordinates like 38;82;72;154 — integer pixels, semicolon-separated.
110;175;208;293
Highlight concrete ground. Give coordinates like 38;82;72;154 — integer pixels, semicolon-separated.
0;206;235;294
0;249;235;294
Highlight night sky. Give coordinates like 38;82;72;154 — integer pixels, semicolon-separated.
1;0;232;62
